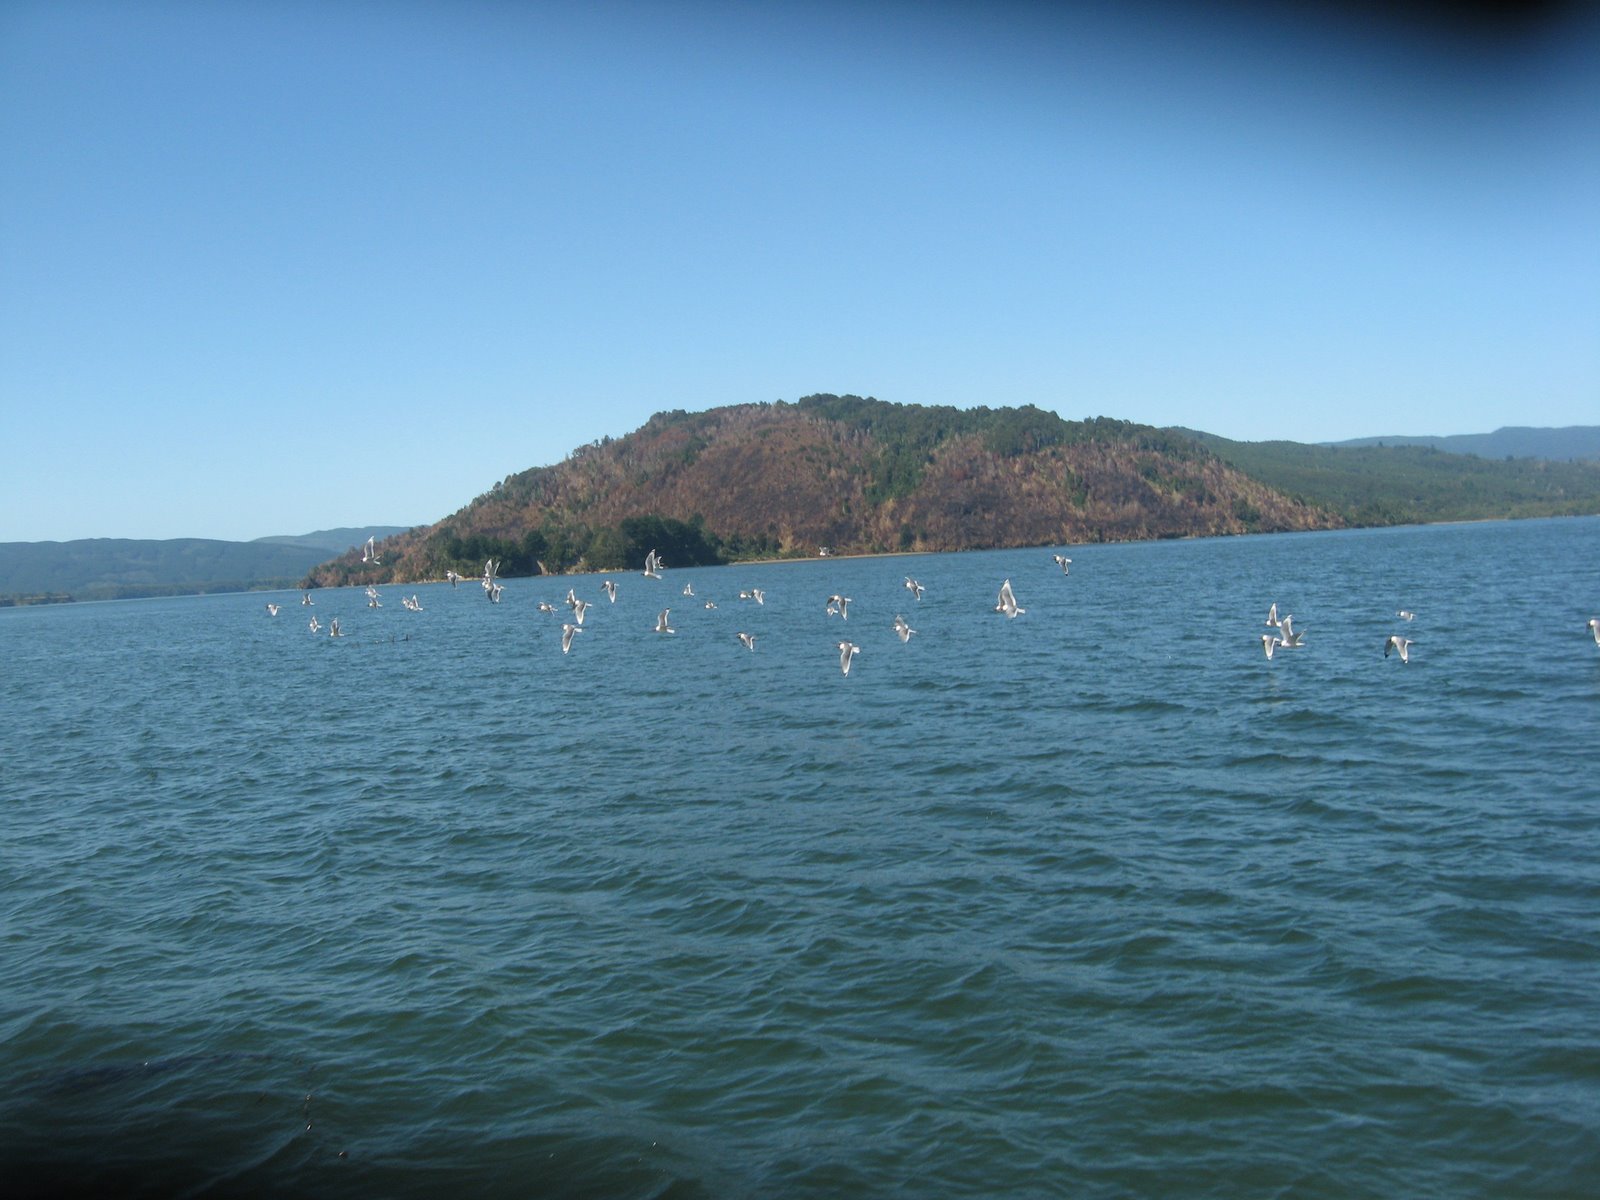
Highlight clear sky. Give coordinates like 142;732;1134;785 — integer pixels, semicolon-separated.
3;0;1596;543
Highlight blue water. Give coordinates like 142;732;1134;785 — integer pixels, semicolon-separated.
3;517;1598;1199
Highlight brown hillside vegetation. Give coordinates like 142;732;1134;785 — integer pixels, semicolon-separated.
306;396;1340;586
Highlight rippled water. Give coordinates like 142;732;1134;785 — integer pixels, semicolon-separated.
4;517;1598;1199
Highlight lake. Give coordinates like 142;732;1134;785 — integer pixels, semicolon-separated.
3;516;1598;1198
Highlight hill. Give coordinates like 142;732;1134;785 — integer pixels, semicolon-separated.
0;527;408;603
1323;426;1600;461
1175;431;1600;525
306;396;1340;586
250;526;410;554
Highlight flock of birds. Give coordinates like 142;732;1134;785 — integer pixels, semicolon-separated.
269;545;1600;672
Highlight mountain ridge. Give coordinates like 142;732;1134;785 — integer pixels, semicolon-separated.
0;527;407;603
1321;426;1600;461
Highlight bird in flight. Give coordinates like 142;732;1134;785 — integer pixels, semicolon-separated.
995;579;1024;618
837;641;860;676
737;632;756;651
1384;635;1414;663
561;623;582;654
654;609;675;634
893;614;916;643
905;577;925;601
1052;554;1071;575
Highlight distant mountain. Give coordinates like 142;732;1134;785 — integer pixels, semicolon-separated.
1322;426;1600;461
307;396;1340;586
1176;430;1600;525
251;526;409;554
0;527;409;603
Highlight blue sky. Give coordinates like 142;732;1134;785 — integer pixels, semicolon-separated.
3;0;1596;543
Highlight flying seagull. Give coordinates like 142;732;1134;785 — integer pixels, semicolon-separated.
737;632;756;651
995;579;1024;618
905;577;925;601
837;640;860;676
1589;617;1600;645
1397;610;1416;621
1384;635;1414;663
1052;554;1071;575
893;614;916;643
362;536;380;565
654;609;675;634
643;549;664;579
602;579;618;603
561;623;582;654
265;603;281;616
1261;633;1283;659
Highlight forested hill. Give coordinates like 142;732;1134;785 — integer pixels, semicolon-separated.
1175;431;1600;526
0;527;408;603
306;396;1338;585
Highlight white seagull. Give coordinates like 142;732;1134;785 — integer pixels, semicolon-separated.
329;617;343;638
1397;610;1416;621
537;601;558;614
301;592;313;606
682;583;695;597
308;615;321;633
265;603;281;616
704;600;718;609
561;623;582;654
751;588;765;605
893;614;916;643
1277;613;1304;647
1266;602;1279;627
571;597;591;625
905;577;925;601
1261;632;1284;659
737;632;756;651
826;595;851;619
654;609;675;634
643;549;664;579
1384;635;1414;663
837;640;861;676
1589;617;1600;645
602;579;618;603
995;579;1024;618
1053;554;1071;575
362;536;380;565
